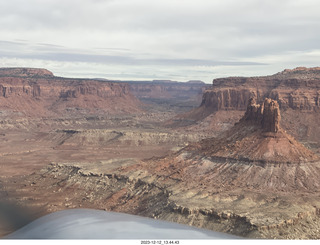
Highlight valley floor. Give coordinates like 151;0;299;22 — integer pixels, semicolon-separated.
0;106;212;237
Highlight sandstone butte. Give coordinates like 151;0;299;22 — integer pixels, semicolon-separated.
169;67;320;154
193;98;319;164
0;67;142;116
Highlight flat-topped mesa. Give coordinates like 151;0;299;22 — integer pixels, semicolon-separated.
244;98;280;133
0;68;54;78
196;66;320;116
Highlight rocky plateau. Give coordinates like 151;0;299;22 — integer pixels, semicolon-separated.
0;67;320;239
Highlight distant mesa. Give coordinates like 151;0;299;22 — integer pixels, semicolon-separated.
128;79;207;102
152;80;177;83
186;80;205;84
0;67;54;78
150;79;205;84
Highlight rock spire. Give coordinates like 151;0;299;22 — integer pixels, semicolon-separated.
244;98;281;133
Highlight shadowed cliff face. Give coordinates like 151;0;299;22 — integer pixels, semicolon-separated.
261;99;280;133
244;98;280;133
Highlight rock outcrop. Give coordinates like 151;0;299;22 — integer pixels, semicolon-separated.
195;98;318;164
0;68;142;116
244;98;280;133
170;67;320;148
197;67;320;116
261;98;281;133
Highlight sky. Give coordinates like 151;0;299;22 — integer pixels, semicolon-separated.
0;0;320;83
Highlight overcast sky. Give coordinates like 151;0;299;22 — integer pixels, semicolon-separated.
0;0;320;83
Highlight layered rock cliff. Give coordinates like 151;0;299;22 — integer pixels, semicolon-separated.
201;67;320;111
171;67;320;148
200;67;320;114
0;68;142;116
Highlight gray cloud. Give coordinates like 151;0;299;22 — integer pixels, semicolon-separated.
0;41;265;67
0;0;320;82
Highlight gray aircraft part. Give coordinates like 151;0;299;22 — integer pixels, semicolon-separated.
5;209;240;239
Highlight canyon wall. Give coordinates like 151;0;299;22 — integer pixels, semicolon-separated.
173;67;320;147
0;68;141;116
200;67;320;113
202;68;320;129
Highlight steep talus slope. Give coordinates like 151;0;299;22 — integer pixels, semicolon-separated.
0;68;142;116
